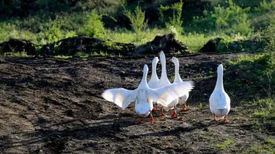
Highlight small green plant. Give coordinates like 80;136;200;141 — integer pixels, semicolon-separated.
47;21;62;43
3;52;30;57
198;102;204;110
54;55;72;59
255;0;272;11
159;0;184;33
211;5;231;31
76;52;89;58
266;138;275;145
78;10;106;38
159;5;169;24
166;0;184;33
124;6;148;41
215;140;234;150
264;19;275;54
243;139;275;154
211;0;252;36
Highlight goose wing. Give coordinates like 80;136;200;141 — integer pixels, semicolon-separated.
149;81;194;107
101;88;137;110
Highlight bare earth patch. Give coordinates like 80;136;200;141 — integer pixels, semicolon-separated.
0;53;273;154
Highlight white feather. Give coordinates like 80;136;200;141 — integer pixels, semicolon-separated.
101;88;136;110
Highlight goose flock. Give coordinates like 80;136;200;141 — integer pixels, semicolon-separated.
102;51;231;124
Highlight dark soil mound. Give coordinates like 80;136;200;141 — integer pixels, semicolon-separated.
133;33;189;55
0;39;36;55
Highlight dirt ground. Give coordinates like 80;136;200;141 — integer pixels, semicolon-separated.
0;53;273;154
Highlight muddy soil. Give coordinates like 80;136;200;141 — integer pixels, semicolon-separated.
0;53;272;154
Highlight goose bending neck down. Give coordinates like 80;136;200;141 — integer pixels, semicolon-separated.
102;64;194;124
209;64;230;123
171;57;189;111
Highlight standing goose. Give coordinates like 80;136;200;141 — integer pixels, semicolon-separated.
158;51;179;118
148;57;160;111
102;64;194;124
209;64;231;123
171;57;189;111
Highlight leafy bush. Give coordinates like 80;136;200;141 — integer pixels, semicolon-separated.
263;19;275;53
78;10;106;38
211;0;252;36
124;6;148;41
254;0;275;12
159;0;184;33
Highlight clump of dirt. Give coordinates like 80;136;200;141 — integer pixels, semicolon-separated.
0;39;36;55
0;53;273;154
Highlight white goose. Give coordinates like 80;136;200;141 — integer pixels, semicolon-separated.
148;57;160;111
209;64;230;123
102;64;194;124
171;57;189;111
158;51;179;118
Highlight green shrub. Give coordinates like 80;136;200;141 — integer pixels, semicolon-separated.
263;19;275;53
46;21;62;42
78;10;106;38
165;0;184;34
159;0;184;34
211;0;252;36
254;0;275;12
124;6;148;41
211;5;231;31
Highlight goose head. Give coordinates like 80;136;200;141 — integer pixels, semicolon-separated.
171;57;182;83
218;64;223;72
171;57;179;65
152;57;159;66
143;64;149;73
159;51;166;64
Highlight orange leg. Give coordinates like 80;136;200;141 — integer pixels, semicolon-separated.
222;116;228;123
182;102;187;111
171;106;178;118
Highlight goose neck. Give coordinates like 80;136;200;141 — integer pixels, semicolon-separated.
174;62;182;82
151;62;158;80
214;69;224;91
160;56;167;79
139;68;149;89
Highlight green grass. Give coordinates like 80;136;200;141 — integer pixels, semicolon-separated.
3;52;30;57
53;55;72;59
250;98;275;132
226;54;275;100
243;138;275;153
198;102;204;110
215;140;234;150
